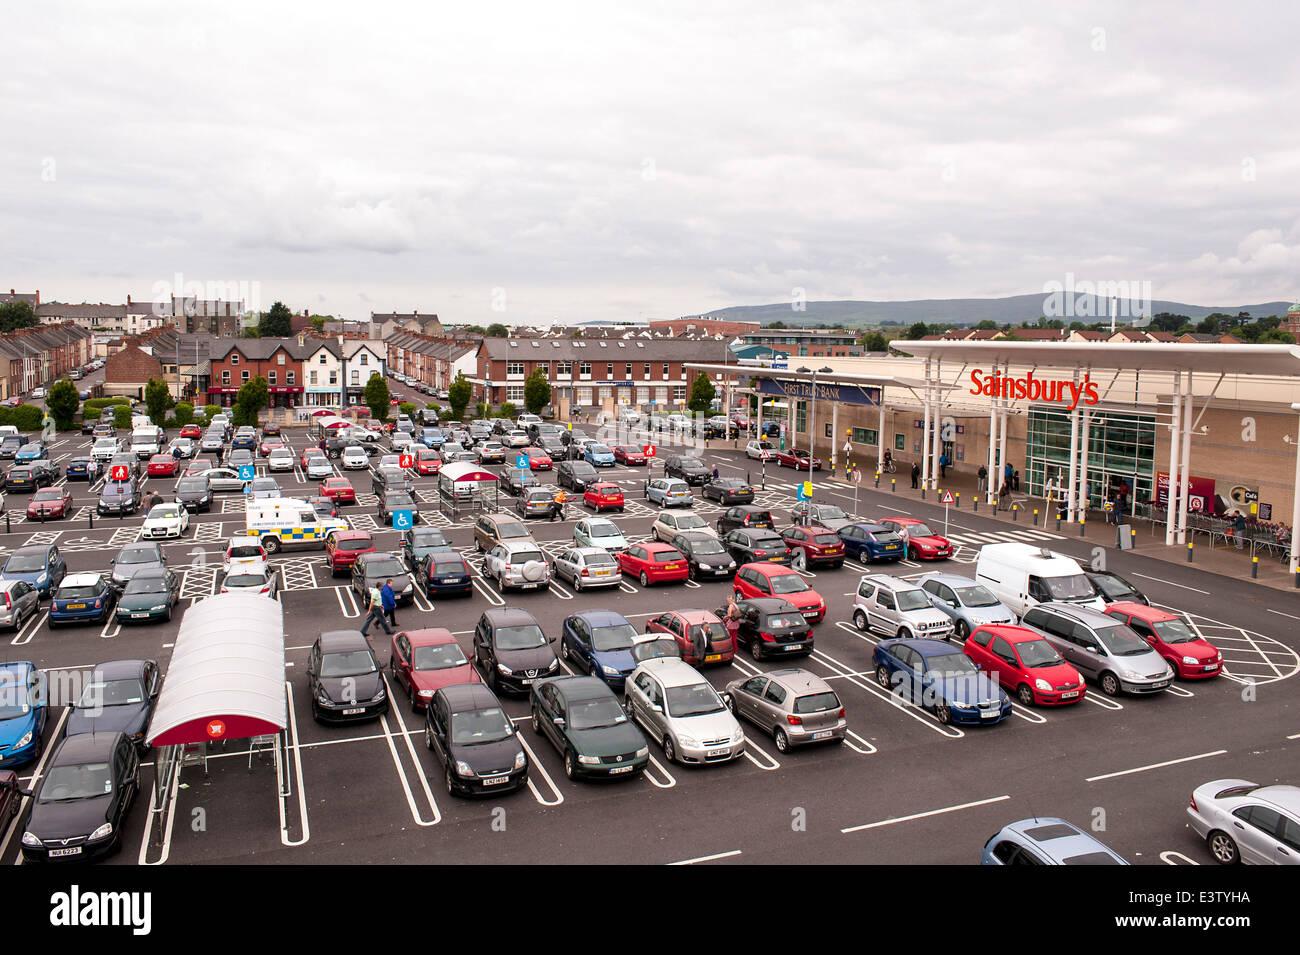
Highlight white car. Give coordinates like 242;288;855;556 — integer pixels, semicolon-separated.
30;387;45;399
651;510;716;543
168;438;196;459
267;447;295;472
141;503;190;540
341;445;370;470
223;538;267;574
377;454;403;471
624;658;745;765
1186;778;1300;865
504;430;531;449
303;454;333;480
391;431;413;451
91;438;120;463
482;541;552;591
573;518;629;553
745;439;774;460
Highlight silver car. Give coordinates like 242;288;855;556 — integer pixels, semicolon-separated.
624;658;745;765
482;541;552;591
852;574;955;640
0;579;39;630
1186;778;1300;865
205;467;247;492
552;546;621;591
1019;603;1173;697
651;510;714;542
645;478;693;508
725;668;847;752
917;573;1016;640
267;447;295;472
220;562;279;598
304;454;333;480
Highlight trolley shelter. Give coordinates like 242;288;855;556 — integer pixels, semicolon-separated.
438;461;500;518
146;593;290;823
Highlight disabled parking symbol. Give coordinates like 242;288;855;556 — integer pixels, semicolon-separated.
393;509;414;530
238;464;256;482
515;453;530;469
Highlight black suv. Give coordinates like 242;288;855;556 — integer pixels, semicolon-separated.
472;607;560;695
556;460;599;492
665;455;710;486
716;505;775;535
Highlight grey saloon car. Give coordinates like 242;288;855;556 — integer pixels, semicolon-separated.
916;573;1016;640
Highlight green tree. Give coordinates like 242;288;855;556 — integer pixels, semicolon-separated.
113;404;133;430
862;332;887;352
499;401;517;420
310;316;327;333
475;400;489;419
47;378;80;430
905;321;930;340
173;402;194;426
231;375;269;428
398;401;416;418
0;301;38;332
260;301;294;338
523;368;551;415
205;404;222;420
687;372;716;413
463;325;486;335
485;323;509;337
448;372;472;420
363;372;391;421
1259;327;1296;344
767;320;787;330
145;377;173;427
973;319;999;330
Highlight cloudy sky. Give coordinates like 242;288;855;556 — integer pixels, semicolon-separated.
3;1;1298;323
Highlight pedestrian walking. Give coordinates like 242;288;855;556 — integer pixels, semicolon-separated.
360;583;392;637
381;578;398;627
911;462;920;489
939;453;950;479
550;489;566;521
711;465;720;481
998;478;1011;510
1012;469;1020;492
689;624;707;665
1232;510;1247;550
977;464;987;493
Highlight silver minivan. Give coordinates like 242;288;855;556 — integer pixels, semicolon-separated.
1019;602;1173;697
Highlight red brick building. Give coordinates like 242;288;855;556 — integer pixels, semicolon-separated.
207;339;312;408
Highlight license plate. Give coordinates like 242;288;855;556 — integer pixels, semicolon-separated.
521;583;541;590
1152;681;1170;689
769;556;783;561
783;644;801;652
885;544;900;550
1061;690;1079;699
481;775;509;787
131;612;148;619
520;678;534;685
981;711;1000;719
811;730;833;740
342;707;365;715
67;603;86;609
706;749;729;758
49;846;82;858
608;764;633;774
705;654;721;662
1204;664;1219;671
802;610;819;618
664;564;680;570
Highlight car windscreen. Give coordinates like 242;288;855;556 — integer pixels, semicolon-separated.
494;624;547;650
32;489;63;500
496;522;530;539
673;514;706;529
567;696;629;730
450;707;514;745
148;507;180;520
412;643;468;670
124;574;168;595
0;682;32;718
905;523;937;538
116;547;158;565
590;623;637;651
665;682;724;717
1091;574;1135;598
56;583;102;600
571;463;597;476
631;638;681;662
1016;638;1065;668
925;652;979;677
955;584;1000;607
588;521;619;537
38;762;113;801
411;529;447;547
897;590;931;612
1152;618;1198;645
1095;624;1151;657
228;545;263;559
76;679;145;708
320;650;377;677
1043;574;1096;600
793;691;841;714
687;538;726;555
768;574;809;595
4;552;46;572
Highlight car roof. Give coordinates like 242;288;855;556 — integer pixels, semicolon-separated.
483;606;539;627
87;659;151;680
568;610;630;627
437;682;498;710
748;562;797;577
741;597;799;613
640;541;681;553
918;572;978;587
845;522;890;532
765;668;833;695
999;818;1123;862
499;540;543;554
786;523;833;534
636;657;709;687
549;675;613;701
862;573;922;592
318;629;372;652
60;573;105;588
1106;601;1177;622
1035;602;1117;626
11;544;53;557
49;731;126;764
403;627;456;647
1250;785;1300;814
973;624;1048;644
884;638;968;658
668;609;721;624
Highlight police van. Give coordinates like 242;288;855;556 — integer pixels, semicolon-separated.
243;498;349;554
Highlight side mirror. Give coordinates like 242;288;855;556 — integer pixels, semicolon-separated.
1086;646;1100;654
650;703;663;714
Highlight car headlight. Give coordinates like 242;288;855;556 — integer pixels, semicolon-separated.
418;689;434;698
37;572;47;584
16;730;32;748
89;823;114;841
546;659;559;671
1182;655;1199;666
677;734;698;747
514;751;527;770
497;663;512;675
601;665;619;677
577;754;601;765
1034;679;1051;692
370;685;386;702
635;746;649;758
149;604;166;612
21;831;41;847
732;728;744;743
455;760;473;777
316;686;332;705
1165;664;1174;677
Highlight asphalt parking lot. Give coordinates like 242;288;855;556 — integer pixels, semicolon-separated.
2;407;1298;868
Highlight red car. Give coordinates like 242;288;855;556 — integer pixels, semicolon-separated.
584;482;625;513
325;530;375;575
732;563;825;623
147;453;178;477
415;449;442;476
613;445;647;465
878;518;953;560
523;447;552;470
319;477;356;505
259;437;285;457
646;609;734;665
183;459;213;478
26;487;73;520
179;424;202;439
1104;602;1222;679
779;524;845;568
963;624;1086;706
617;542;689;587
388;627;481;710
773;447;822;470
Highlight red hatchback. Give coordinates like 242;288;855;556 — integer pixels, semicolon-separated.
325;530;376;575
1104;602;1222;679
179;424;202;439
319;476;356;505
732;563;826;623
646;609;734;665
879;518;953;560
26;487;73;520
963;624;1086;706
780;524;845;568
388;628;481;711
617;542;689;587
523;447;552;470
584;482;625;513
414;449;442;476
147;454;178;477
774;447;822;470
613;445;647;465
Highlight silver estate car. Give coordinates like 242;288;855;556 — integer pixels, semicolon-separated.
624;658;744;765
1187;778;1300;865
724;667;847;752
1019;602;1173;696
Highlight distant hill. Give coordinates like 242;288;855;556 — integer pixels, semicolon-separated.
690;295;1295;328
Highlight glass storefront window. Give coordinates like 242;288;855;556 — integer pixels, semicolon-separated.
1027;407;1155;508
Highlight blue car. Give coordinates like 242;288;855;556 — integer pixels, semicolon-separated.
872;638;1012;726
64;456;100;481
419;427;445;449
49;573;117;627
838;523;906;562
14;443;47;463
1;544;68;598
0;661;47;768
982;818;1128;865
583;443;616;468
231;432;257;452
560;610;640;691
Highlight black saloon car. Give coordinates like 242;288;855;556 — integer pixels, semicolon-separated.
424;683;528;796
307;630;389;723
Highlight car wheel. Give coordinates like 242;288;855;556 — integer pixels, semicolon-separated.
875;664;892;689
934;704;951;725
688;564;697;581
639;571;649;587
955;619;970;640
662;736;677;764
1207;830;1241;865
774;727;789;753
897;628;913;642
1017;684;1035;707
1100;672;1121;697
424;724;434;749
445;767;456;795
853;609;868;631
572;575;581;592
750;637;763;662
560;639;571;661
165;605;172;622
262;536;281;555
564;750;576;780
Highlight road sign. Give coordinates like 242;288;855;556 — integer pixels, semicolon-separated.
796;480;813;501
939;490;955;505
842;441;851;454
109;465;129;482
643;444;656;458
399;453;414;469
393;509;414;530
850;468;862;484
238;464;256;482
515;453;530;469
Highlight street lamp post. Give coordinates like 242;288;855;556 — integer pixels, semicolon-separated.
796;366;834;490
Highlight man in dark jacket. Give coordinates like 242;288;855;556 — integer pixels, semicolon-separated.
911;462;920;489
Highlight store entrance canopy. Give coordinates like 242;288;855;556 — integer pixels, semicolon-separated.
146;593;287;747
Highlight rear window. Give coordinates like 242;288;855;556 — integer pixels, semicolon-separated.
511;550;544;564
56;584;102;600
766;614;806;631
654;552;683;563
432;559;466;574
793;691;841;714
813;534;840;545
342;535;374;551
228;545;263;559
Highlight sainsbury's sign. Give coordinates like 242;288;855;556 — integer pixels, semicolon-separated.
969;369;1100;411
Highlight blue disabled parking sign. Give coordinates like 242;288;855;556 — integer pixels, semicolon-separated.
515;453;530;469
795;481;813;501
238;464;256;482
393;509;414;530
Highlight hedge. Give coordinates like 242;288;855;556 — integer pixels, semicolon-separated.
83;396;130;414
0;405;44;431
113;405;133;429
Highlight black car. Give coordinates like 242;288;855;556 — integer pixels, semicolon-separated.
98;479;141;516
1086;570;1149;605
307;630;389;723
721;528;792;567
174;476;213;513
350;553;415;605
372;465;413;496
729;597;814;661
108;542;166;592
560;429;590;452
424;683;528;796
400;526;452;567
377;489;420;526
4;465;51;492
502;468;539;497
473;607;559;695
665;455;710;486
716;505;775;535
416;551;474;597
537;435;568;458
701;477;754;505
528;676;649;781
20;731;140;862
80;417;96;435
556;461;599;492
63;659;161;751
669;531;739;580
0;435;28;459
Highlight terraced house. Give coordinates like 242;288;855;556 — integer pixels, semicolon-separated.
207;339;311;408
385;331;476;391
0;324;94;400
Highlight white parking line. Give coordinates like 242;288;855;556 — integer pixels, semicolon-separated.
1085;749;1228;783
1266;608;1300;621
642;753;677;789
842;794;1010;834
280;680;310;847
1130;574;1211;595
667;849;742;865
379;675;441;826
334;586;360;618
810;646;963;738
742;737;780;771
9;609;47;646
1;708;67;863
1160;850;1200;865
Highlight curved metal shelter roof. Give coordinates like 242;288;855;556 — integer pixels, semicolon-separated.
146;593;286;747
896;340;1300;377
438;462;499;483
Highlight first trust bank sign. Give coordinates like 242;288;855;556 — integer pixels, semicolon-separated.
969;369;1100;411
756;378;881;406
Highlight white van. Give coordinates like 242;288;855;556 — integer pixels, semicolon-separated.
130;426;163;459
973;543;1106;620
131;414;152;431
0;426;18;440
243;498;348;554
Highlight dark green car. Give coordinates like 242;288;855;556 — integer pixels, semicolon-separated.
529;676;649;781
400;527;452;568
114;568;181;624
